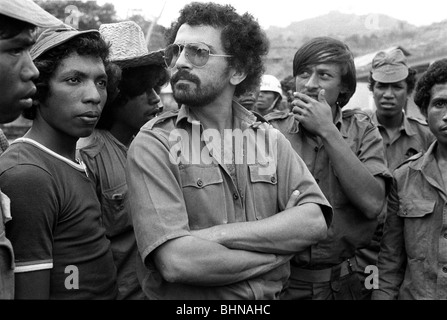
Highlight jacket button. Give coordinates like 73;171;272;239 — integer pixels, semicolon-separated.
271;176;276;183
233;193;239;200
197;179;203;187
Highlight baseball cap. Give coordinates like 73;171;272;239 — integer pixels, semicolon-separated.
371;49;409;83
30;24;99;60
0;0;62;28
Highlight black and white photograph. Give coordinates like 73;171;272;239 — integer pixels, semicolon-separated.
1;0;447;309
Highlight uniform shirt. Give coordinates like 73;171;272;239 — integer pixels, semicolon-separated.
370;112;435;172
266;108;391;267
355;112;435;272
0;190;14;299
78;130;145;300
0;138;117;299
127;101;332;300
373;142;447;300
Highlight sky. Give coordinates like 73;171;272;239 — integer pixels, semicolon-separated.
97;0;447;29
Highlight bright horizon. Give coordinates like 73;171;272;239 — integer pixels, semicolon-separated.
97;0;447;29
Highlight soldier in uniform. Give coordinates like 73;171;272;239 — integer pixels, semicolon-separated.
373;58;447;300
266;37;391;300
367;49;434;172
355;49;435;299
125;2;333;300
253;74;284;116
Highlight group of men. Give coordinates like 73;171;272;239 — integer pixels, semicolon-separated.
1;0;447;300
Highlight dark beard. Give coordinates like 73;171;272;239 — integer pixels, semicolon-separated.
170;70;227;108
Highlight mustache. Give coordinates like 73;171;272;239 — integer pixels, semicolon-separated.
171;70;200;86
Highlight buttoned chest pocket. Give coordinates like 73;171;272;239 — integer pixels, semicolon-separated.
101;182;131;237
397;198;436;259
249;164;278;220
179;165;226;229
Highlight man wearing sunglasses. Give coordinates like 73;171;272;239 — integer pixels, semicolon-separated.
126;2;332;300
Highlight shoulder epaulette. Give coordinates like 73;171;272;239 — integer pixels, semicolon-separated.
407;115;428;126
396;151;424;170
264;110;290;122
342;108;372;119
147;109;179;129
342;108;375;127
251;111;269;123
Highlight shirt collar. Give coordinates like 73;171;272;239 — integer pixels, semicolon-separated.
175;99;259;129
335;106;350;139
402;113;418;136
372;111;417;136
412;140;447;197
333;105;343;129
408;140;437;173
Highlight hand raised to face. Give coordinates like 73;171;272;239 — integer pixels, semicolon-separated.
291;90;336;137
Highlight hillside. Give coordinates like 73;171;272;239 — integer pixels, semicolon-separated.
265;11;447;80
267;11;414;41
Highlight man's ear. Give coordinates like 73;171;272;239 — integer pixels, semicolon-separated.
229;68;247;86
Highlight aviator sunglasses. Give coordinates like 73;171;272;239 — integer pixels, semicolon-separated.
163;42;233;68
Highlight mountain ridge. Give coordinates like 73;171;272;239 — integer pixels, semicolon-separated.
264;10;447;80
266;11;416;40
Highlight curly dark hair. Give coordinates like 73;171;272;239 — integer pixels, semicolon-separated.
0;13;35;39
414;59;447;117
23;32;114;120
292;37;356;108
95;63;170;130
368;68;417;94
165;1;269;97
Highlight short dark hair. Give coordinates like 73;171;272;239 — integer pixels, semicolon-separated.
0;13;35;39
414;59;447;117
23;32;113;120
165;1;269;97
95;63;170;130
368;68;417;94
293;37;356;108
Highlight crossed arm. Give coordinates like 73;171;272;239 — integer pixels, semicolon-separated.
153;192;327;286
128;130;329;287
